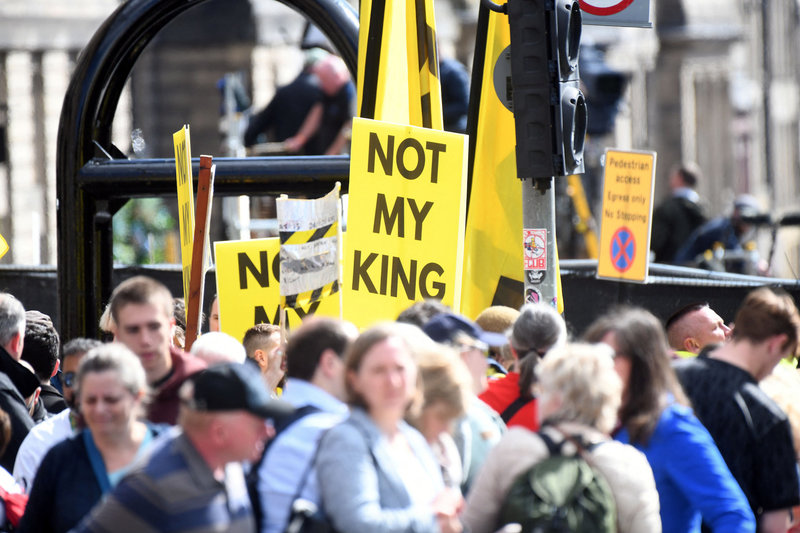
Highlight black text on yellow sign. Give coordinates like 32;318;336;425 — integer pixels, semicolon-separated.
344;118;467;328
215;238;339;342
597;149;657;283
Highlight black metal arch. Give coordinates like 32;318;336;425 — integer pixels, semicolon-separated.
57;0;359;340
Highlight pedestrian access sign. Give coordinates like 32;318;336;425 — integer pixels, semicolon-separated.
597;149;656;282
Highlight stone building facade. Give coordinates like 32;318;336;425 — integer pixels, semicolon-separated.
1;0;799;275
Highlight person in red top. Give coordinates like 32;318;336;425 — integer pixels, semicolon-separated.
478;303;567;430
109;276;206;425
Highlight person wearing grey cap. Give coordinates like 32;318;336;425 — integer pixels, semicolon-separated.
72;362;293;533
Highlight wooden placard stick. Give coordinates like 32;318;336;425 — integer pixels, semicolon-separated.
185;155;215;352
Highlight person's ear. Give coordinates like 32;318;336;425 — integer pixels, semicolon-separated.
253;349;268;367
51;359;60;378
7;331;24;359
684;337;700;353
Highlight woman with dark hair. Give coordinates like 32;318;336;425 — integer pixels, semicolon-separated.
583;307;755;533
315;322;463;533
479;303;567;430
19;343;165;533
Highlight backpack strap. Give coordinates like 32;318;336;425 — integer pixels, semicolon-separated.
500;396;530;424
247;404;323;527
537;429;563;457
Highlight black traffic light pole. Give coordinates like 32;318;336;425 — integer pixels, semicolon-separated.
56;0;358;341
488;0;586;308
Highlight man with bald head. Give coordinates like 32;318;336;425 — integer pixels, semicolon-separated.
666;302;732;357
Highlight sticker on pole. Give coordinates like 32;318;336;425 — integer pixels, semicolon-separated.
579;0;652;28
610;227;635;272
523;229;546;270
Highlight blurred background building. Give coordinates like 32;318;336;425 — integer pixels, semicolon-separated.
1;0;799;276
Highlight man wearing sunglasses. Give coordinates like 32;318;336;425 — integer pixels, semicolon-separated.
13;337;101;491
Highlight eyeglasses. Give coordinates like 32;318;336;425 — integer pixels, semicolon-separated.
61;371;76;388
457;340;490;357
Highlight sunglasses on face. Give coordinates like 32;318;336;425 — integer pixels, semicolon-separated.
61;372;76;388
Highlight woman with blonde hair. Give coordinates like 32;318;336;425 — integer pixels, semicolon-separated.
19;343;166;533
407;345;473;488
315;322;463;533
463;342;661;533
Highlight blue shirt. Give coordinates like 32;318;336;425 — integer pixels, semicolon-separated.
615;402;755;533
261;378;348;533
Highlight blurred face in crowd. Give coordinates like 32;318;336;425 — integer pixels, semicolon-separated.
209;298;220;332
61;352;87;407
456;337;489;395
79;370;142;439
350;337;417;419
687;306;731;351
113;300;174;383
252;331;284;385
218;411;271;463
419;401;457;444
600;331;632;403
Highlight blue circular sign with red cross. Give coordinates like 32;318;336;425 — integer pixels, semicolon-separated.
610;227;635;272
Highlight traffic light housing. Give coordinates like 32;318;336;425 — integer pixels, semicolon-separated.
581;45;628;136
507;0;586;178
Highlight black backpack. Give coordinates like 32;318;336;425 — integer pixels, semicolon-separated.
246;404;322;529
497;430;617;533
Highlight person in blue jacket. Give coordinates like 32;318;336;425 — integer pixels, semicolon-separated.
584;307;756;533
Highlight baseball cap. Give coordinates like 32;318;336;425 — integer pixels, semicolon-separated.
183;363;294;419
733;194;761;218
423;313;508;347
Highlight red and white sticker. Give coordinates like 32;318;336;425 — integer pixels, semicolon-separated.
579;0;635;16
523;229;547;270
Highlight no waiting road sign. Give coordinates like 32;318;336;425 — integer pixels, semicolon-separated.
579;0;652;28
596;148;656;283
610;227;635;273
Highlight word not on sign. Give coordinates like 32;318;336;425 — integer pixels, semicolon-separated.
597;148;656;282
343;118;468;328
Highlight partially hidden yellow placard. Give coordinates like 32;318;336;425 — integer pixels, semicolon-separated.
597;149;657;282
343;118;468;328
214;238;340;343
0;233;8;260
173;125;194;303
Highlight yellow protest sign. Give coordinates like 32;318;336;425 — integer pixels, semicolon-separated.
357;0;442;129
597;149;657;282
343;117;467;328
173;125;194;303
214;238;340;343
0;233;8;260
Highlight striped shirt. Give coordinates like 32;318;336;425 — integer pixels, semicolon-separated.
71;428;255;533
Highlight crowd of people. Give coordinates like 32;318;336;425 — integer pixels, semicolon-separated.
0;276;798;532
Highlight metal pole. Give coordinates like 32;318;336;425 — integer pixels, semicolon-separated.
761;0;773;202
522;177;558;307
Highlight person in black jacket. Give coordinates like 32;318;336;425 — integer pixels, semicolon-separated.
22;311;67;416
0;293;39;472
650;162;708;263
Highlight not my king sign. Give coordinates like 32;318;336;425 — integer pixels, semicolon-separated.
343;118;468;327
